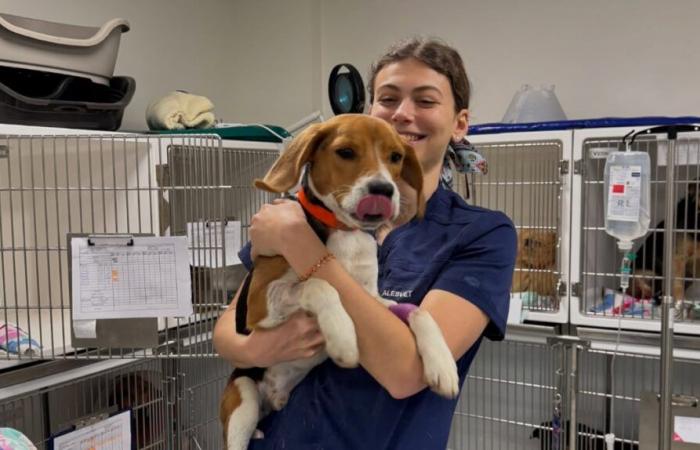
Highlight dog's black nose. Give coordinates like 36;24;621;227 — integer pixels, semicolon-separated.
368;181;394;198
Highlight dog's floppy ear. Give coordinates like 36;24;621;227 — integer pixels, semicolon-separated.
254;123;327;193
401;143;426;218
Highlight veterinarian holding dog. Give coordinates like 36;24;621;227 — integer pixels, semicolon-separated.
213;37;517;449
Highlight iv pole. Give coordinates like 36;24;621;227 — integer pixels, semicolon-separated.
630;124;700;450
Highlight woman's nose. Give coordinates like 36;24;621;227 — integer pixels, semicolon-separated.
391;99;415;123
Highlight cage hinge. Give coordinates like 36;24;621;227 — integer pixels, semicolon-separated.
573;159;584;175
558;160;569;175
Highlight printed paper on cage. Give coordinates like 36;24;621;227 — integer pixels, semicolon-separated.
186;220;241;267
674;415;700;443
52;410;131;449
71;236;193;320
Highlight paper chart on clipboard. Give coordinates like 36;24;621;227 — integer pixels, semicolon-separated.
51;410;131;449
71;236;192;321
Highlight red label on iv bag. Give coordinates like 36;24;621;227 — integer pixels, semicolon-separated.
612;184;625;194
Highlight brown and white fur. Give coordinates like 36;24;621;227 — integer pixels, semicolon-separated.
219;114;459;450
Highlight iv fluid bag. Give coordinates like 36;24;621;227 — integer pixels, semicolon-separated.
603;151;651;244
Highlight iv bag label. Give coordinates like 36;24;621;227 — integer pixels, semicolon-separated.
607;165;641;222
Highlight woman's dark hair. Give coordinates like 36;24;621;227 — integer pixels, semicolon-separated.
368;37;471;112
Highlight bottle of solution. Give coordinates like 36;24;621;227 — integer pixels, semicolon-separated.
603;150;651;250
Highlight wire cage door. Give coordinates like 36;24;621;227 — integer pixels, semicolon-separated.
573;126;700;335
468;131;572;324
0;130;280;360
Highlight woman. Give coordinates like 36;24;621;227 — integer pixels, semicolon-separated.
213;37;517;449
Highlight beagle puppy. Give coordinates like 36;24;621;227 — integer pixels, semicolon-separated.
219;114;459;450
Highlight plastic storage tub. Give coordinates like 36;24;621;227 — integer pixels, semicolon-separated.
0;66;135;130
0;13;129;85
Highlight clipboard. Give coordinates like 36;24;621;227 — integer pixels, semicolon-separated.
49;408;134;450
640;391;700;449
68;233;158;349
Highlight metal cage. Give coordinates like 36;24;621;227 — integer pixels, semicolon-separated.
448;329;561;450
0;356;232;449
0;126;281;360
468;131;572;323
572;127;700;335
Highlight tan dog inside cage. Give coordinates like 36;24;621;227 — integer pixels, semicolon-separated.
511;228;558;298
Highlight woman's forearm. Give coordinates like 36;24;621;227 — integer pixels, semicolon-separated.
213;304;257;368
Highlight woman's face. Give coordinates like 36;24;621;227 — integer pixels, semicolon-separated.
369;57;468;174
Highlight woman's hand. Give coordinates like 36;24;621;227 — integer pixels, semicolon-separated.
245;311;325;367
250;199;308;257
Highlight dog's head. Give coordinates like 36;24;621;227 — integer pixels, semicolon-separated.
255;114;425;230
516;228;557;269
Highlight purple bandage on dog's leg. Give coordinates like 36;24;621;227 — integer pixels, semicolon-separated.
388;303;419;324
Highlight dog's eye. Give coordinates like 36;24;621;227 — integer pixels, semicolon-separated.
390;152;403;163
335;148;355;160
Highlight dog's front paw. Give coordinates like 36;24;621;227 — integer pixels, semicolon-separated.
422;350;459;399
299;278;360;368
408;310;459;399
325;330;359;368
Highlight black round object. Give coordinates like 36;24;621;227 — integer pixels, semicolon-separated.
328;63;365;115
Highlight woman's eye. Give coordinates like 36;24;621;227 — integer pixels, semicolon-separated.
390;152;403;163
377;97;397;106
336;148;355;160
417;99;437;107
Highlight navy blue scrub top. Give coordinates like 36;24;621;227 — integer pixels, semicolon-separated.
238;183;517;450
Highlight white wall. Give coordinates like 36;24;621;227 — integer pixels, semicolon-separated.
0;0;698;130
0;0;319;130
320;0;700;124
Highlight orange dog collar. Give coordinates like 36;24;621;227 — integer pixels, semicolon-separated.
296;188;342;229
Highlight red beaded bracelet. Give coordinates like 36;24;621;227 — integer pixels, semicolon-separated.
298;253;335;282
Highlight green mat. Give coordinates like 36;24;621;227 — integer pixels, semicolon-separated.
150;124;291;143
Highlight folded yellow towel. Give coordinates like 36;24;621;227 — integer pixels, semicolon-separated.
146;91;216;130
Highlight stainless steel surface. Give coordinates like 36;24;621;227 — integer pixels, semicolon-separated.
660;138;677;450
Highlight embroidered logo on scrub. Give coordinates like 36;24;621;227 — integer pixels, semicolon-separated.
382;289;414;299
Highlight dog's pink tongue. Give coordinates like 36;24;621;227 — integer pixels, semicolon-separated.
356;195;393;220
